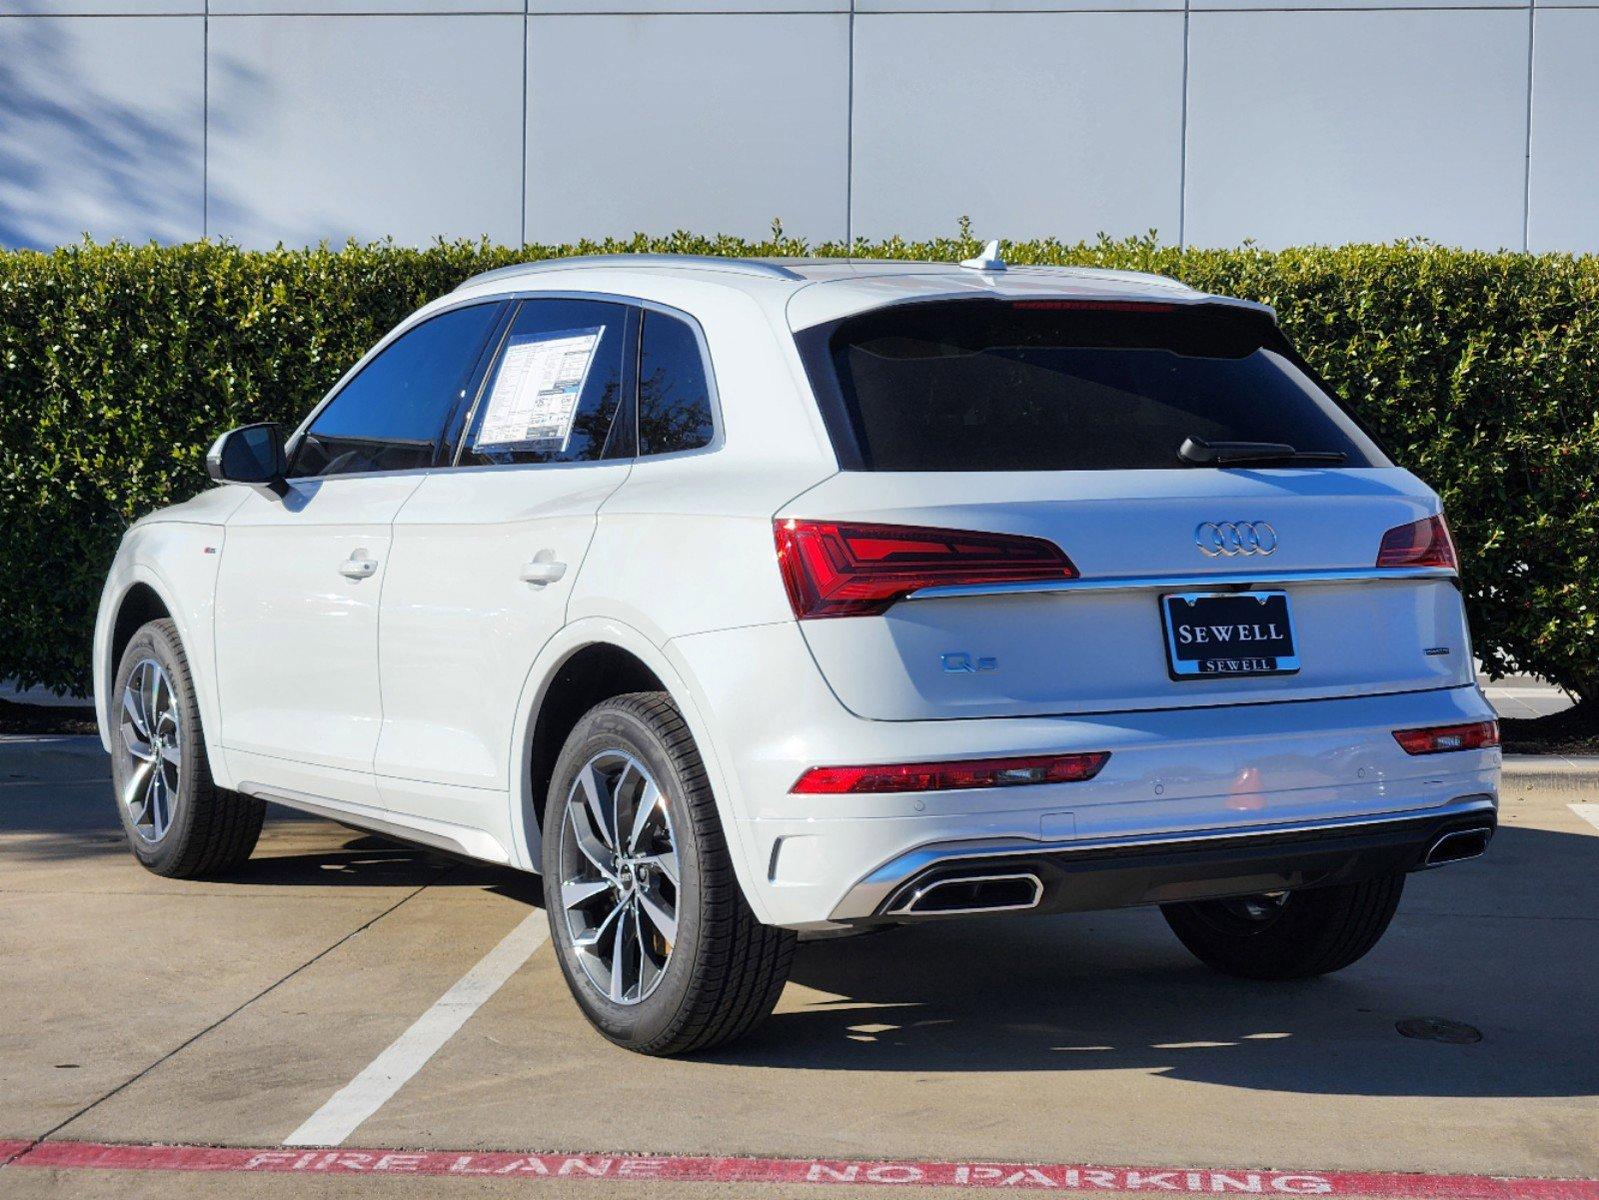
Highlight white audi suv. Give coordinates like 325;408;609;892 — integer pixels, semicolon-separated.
93;249;1501;1054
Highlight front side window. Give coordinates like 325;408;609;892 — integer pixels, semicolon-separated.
459;298;630;466
292;303;501;478
638;310;715;456
804;299;1389;472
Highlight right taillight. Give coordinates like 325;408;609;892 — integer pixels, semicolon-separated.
774;519;1077;619
1376;514;1458;570
1393;720;1499;755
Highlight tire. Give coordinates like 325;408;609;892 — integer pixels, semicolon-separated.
109;618;264;878
1160;873;1405;980
541;692;795;1055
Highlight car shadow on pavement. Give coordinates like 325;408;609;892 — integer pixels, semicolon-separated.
226;833;514;889
717;822;1599;1100
0;772;527;891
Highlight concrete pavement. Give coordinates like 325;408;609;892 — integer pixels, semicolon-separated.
1480;676;1575;720
2;734;1596;1197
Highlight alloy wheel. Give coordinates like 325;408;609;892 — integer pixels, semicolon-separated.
558;751;680;1005
118;658;182;843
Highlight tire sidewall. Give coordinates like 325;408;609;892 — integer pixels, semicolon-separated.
110;622;207;874
541;701;707;1048
1162;874;1405;979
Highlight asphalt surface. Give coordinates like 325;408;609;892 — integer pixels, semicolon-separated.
2;733;1596;1199
1480;676;1575;720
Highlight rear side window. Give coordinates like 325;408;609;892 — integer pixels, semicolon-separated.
638;310;715;456
292;302;501;478
804;300;1388;472
459;298;630;466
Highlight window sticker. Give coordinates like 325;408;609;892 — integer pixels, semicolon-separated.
473;326;603;452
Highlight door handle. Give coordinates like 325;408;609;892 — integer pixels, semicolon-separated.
520;556;568;586
339;554;379;580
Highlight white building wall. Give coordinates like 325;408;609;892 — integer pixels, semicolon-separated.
0;0;1593;252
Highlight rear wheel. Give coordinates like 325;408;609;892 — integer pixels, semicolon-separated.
541;692;794;1055
110;619;264;878
1161;873;1405;980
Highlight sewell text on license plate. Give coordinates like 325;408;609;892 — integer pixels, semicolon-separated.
1161;590;1300;679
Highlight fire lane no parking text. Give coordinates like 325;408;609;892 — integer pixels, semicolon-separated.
6;1141;1599;1199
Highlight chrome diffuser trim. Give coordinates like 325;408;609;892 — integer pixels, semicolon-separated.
828;794;1498;921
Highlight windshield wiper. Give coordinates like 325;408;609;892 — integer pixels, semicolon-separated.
1178;436;1348;467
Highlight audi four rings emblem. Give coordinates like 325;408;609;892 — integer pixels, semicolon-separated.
1195;520;1279;557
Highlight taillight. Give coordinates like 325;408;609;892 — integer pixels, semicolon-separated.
1392;721;1499;755
1376;514;1458;570
791;752;1110;795
774;519;1076;619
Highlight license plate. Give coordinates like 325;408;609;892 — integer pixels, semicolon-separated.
1161;590;1300;679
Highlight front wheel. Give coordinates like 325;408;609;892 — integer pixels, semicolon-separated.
541;692;794;1056
110;618;264;878
1161;873;1405;980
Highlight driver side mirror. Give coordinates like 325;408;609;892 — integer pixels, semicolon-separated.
206;423;289;498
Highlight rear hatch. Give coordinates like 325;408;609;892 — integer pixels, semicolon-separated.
782;294;1471;721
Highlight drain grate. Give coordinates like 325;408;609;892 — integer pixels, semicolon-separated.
1395;1017;1483;1044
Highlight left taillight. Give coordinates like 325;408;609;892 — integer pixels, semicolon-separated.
1377;514;1458;570
774;519;1077;620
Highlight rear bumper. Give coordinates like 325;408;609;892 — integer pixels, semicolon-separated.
668;621;1502;930
829;792;1496;922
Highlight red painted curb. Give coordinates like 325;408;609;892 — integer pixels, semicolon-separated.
7;1141;1599;1198
0;1140;32;1166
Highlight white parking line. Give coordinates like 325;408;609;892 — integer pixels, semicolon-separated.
1570;805;1599;835
284;910;550;1147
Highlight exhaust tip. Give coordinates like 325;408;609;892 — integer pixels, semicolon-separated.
1423;827;1492;868
890;872;1045;916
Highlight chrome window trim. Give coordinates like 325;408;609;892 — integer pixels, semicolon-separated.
428;456;633;478
904;565;1457;602
278;466;436;486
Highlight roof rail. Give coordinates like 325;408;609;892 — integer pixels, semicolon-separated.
455;254;806;292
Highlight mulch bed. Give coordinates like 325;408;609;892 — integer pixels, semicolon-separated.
1497;702;1599;756
0;698;98;737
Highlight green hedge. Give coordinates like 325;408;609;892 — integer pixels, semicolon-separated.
2;232;1596;702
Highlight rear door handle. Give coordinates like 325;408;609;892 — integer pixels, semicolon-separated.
339;554;379;580
520;557;568;586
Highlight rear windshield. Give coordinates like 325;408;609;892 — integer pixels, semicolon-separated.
800;299;1388;472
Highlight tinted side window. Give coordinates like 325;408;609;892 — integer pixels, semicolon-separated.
638;311;715;456
460;298;630;466
293;303;501;478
